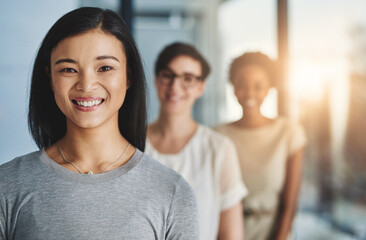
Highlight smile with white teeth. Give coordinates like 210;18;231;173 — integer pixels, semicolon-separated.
75;100;102;107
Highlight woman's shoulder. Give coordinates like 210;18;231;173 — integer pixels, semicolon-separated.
140;152;179;174
197;124;234;147
139;152;193;188
212;123;244;143
198;124;228;140
138;152;197;204
0;150;41;174
0;150;42;189
276;117;307;149
275;117;305;135
275;116;295;126
212;122;234;134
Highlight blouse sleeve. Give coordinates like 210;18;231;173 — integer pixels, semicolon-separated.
219;137;248;211
288;121;307;155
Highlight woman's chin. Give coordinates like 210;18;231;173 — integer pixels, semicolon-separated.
242;105;261;114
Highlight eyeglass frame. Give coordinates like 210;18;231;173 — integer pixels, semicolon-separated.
156;68;204;88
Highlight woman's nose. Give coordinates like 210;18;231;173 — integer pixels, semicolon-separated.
75;70;99;92
169;76;183;90
244;88;255;98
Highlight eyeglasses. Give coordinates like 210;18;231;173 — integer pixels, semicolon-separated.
157;70;203;88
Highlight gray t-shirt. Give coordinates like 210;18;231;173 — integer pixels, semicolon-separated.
0;149;199;240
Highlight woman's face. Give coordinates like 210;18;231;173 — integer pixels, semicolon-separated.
155;55;206;115
232;65;271;113
50;29;129;130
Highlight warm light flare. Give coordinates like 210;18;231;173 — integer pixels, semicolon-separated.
289;62;328;101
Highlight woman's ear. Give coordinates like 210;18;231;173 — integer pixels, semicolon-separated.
197;81;207;97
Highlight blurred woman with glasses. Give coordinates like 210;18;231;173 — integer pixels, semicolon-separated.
146;42;248;240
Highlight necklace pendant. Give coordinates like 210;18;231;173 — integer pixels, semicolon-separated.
88;171;94;175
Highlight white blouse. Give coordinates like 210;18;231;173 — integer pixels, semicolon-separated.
146;125;248;240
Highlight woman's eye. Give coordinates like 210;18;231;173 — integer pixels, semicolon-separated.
161;73;174;79
60;68;77;73
99;66;113;72
183;75;195;83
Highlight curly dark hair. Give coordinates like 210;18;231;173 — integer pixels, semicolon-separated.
229;52;277;86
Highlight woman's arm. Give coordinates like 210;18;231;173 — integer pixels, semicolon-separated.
217;202;244;240
274;148;304;240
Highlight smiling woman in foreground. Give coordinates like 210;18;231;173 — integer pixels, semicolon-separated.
0;7;198;240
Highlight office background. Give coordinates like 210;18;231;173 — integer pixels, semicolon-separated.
1;0;365;239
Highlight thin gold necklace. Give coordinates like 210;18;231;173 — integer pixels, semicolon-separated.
58;143;131;175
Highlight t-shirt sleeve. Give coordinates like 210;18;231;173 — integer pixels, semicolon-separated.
219;137;248;211
165;177;199;240
288;122;307;155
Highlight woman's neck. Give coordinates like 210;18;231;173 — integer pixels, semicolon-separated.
47;120;133;174
64;130;124;158
147;111;197;154
234;110;273;128
155;110;197;136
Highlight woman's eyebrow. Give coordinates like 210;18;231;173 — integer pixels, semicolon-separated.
96;55;120;62
54;56;120;65
54;58;76;65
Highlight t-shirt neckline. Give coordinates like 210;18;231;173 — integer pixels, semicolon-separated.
39;148;143;183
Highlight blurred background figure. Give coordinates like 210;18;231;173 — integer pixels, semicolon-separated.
215;52;306;240
146;42;247;240
1;0;366;239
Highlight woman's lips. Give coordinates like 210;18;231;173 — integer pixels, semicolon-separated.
72;97;104;112
166;93;182;103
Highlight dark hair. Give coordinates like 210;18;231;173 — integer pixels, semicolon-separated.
229;52;277;86
154;42;211;80
28;7;147;150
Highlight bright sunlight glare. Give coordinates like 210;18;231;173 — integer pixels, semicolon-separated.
289;61;328;101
